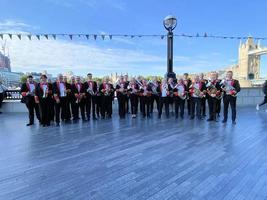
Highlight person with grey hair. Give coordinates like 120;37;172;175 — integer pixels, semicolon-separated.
52;74;72;126
0;80;8;114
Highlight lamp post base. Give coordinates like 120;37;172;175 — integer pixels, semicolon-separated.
165;72;176;80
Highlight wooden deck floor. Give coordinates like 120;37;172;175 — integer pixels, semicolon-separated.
0;107;267;200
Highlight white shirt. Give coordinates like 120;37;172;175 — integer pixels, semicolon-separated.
59;83;66;97
177;85;185;95
161;84;168;97
29;83;35;93
192;83;200;98
42;84;48;96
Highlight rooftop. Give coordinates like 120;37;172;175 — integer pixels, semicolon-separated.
0;107;267;199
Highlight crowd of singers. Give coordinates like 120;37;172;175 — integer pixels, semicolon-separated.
20;71;241;127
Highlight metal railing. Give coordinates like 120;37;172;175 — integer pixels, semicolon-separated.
4;90;22;100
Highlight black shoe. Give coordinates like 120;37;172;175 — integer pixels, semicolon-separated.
222;119;227;123
26;123;34;126
56;122;60;126
232;120;236;125
190;116;194;120
0;111;2;114
207;118;213;122
93;117;98;120
42;124;46;127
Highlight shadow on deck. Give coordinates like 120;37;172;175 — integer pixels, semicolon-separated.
0;107;267;200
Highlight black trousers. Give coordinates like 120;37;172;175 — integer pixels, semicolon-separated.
140;96;151;117
117;95;126;118
48;98;55;122
125;95;130;113
39;99;51;125
201;97;206;116
130;94;138;115
55;97;71;123
96;96;102;117
0;93;3;109
208;97;218;120
86;95;97;119
101;95;113;118
259;95;267;106
191;97;201;119
174;97;185;118
216;98;222;115
25;96;40;124
187;98;191;115
71;98;86;120
158;97;169;117
223;95;237;121
150;94;159;113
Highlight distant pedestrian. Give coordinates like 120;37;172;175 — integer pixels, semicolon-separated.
0;80;8;114
256;80;267;112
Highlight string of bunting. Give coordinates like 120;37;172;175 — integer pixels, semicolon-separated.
0;33;266;40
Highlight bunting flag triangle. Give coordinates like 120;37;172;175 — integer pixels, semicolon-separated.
8;34;12;39
44;34;49;39
101;35;105;40
109;35;112;40
131;35;134;38
86;35;89;40
69;34;73;40
17;34;22;40
94;35;97;40
28;35;32;40
36;35;40;40
161;35;164;39
0;34;3;40
52;34;56;40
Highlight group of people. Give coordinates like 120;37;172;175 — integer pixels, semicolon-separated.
20;70;241;127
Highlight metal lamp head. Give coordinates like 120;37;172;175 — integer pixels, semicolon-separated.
163;15;177;31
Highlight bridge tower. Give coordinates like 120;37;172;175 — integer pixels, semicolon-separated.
238;37;260;80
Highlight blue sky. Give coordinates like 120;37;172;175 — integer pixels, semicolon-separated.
1;0;267;77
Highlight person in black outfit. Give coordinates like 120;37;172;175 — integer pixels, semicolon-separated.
53;74;72;126
20;75;40;126
206;72;222;122
140;79;152;118
200;73;208;117
35;74;53;127
256;80;267;111
70;76;86;121
183;73;192;116
150;77;160;114
158;79;170;119
215;73;222;118
99;77;114;119
189;75;206;120
173;77;186;119
83;73;98;120
128;78;139;118
116;76;127;119
221;71;241;124
124;74;130;114
95;81;102;118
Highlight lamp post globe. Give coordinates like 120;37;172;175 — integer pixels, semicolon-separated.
163;15;177;80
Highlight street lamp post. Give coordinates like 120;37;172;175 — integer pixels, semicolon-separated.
163;15;177;80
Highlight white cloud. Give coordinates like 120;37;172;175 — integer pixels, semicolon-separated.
45;0;126;11
4;36;167;77
0;20;38;33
